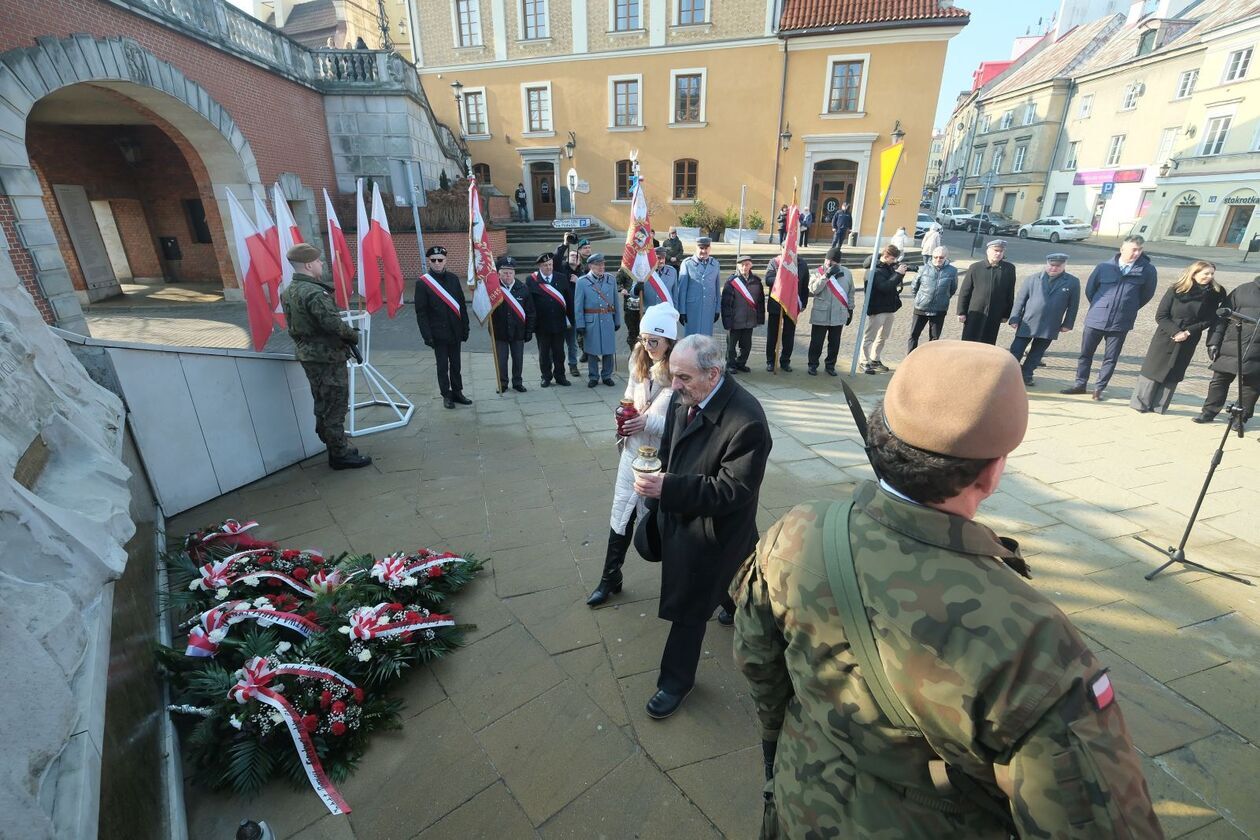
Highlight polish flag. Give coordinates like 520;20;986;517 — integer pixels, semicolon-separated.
273;183;304;297
225;189;283;352
252;191;285;328
468;177;502;324
770;205;803;322
323;188;354;310
355;179;405;317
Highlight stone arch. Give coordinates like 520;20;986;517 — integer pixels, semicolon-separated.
0;35;265;332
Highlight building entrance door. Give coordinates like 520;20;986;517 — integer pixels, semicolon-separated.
531;162;556;221
52;184;120;301
810;159;857;242
1217;204;1255;246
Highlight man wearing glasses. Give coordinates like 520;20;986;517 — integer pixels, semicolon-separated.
416;245;472;409
677;236;721;337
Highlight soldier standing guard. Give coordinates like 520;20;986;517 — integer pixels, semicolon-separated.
280;243;370;469
574;253;622;387
527;253;572;388
490;256;536;393
732;340;1161;839
415;245;472;410
677;236;721;337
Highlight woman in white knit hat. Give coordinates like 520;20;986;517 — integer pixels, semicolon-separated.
587;303;679;607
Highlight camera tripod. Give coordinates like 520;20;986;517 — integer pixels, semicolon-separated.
1135;313;1256;586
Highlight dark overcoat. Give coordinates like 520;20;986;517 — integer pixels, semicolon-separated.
415;269;470;345
650;377;772;623
1207;278;1260;378
958;260;1016;343
1140;283;1226;384
527;271;571;334
490;278;537;343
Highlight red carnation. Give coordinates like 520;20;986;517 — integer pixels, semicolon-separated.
388;602;404;611
305;611;318;621
352;688;364;703
320;690;332;709
282;549;300;560
332;701;346;715
426;565;444;578
267;578;281;587
401;631;414;642
312;554;325;565
331;721;347;737
257;554;273;565
302;714;319;733
405;611;421;623
292;567;309;581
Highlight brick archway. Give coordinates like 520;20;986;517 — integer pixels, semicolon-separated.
0;36;264;332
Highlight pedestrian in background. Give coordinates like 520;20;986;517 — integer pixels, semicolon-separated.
1061;235;1157;401
490;256;535;393
806;247;854;376
861;244;907;374
663;228;684;272
416;245;472;410
677;236;721;337
1132;260;1224;414
1008;253;1080;387
799;208;813;247
1193;274;1260;427
514;183;528;221
920;222;943;265
890;226;912;252
830;202;852;250
720;255;765;374
908;245;956;352
765;252;810;372
777;206;789;245
958;239;1016;345
574;253;622;387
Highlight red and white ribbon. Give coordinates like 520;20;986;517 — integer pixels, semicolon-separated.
186;601;324;656
647;271;674;306
730;277;757;308
502;288;527;323
536;278;566;308
192;519;259;545
370;552;469;587
309;568;346;594
826;275;851;309
228;657;352;815
186;605;231;658
341;603;455;641
421;273;462;316
194;549;319;598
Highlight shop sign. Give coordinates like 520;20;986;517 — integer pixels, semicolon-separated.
1073;168;1145;186
1223;193;1260;205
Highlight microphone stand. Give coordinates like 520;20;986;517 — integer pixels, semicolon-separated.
1134;311;1257;585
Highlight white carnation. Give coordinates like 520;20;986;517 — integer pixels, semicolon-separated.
357;648;372;661
275;641;292;654
215;587;230;600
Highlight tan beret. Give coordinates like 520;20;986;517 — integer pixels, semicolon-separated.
883;340;1028;459
287;243;321;263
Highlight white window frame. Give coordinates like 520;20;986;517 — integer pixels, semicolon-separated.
517;0;550;40
819;53;870;118
971;150;985;176
673;0;709;26
461;85;489;138
613;159;634;202
1023;103;1036;125
1156;126;1178;164
1078;93;1094;119
1223;47;1252;83
607;73;643;129
999;110;1014;130
1121;84;1139;110
609;0;643;32
992;146;1006;173
1013;144;1028;173
668;67;707;127
979;114;991;133
1201;114;1233;156
451;0;483;48
520;81;554;136
1105;134;1125;167
1175;69;1198;99
1065;140;1079;170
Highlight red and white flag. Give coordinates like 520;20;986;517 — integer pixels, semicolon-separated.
731;276;757;308
273;182;304;298
621;171;657;284
468;177;502;324
252;191;284;327
769;205;802;322
323;188;354;310
355;179;405;317
225;189;282;351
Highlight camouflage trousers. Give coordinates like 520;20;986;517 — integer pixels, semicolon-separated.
300;361;351;457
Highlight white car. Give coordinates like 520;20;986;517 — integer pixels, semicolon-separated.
1018;216;1091;243
914;213;934;237
936;207;972;229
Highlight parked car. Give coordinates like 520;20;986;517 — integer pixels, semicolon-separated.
936;206;972;229
915;213;935;237
964;211;1021;235
1018;216;1092;243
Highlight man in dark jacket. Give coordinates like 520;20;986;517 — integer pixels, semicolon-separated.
765;253;810;372
490;256;536;393
514;183;528;221
554;248;584;377
416;245;472;409
662;228;684;272
1061;236;1158;400
1194;276;1260;426
720;254;766;374
1008;253;1081;386
958;239;1017;345
830;203;853;250
633;334;772;719
527;253;572;387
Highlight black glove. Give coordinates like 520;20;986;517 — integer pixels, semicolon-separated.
347;328;361;345
679;314;688;326
1208;345;1220;362
713;312;720;323
762;739;777;783
423;339;434;348
524;333;533;343
615;325;620;332
344;340;364;365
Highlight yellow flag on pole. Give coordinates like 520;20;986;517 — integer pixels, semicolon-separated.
879;142;905;208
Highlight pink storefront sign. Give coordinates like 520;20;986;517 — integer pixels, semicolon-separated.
1073;168;1147;186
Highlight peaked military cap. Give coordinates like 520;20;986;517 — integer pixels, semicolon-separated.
426;246;448;257
586;252;606;264
536;252;553;264
495;256;516;269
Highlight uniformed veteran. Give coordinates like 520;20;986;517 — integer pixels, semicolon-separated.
280;243;371;469
732;340;1161;839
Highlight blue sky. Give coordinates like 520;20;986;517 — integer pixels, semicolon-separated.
934;0;1064;130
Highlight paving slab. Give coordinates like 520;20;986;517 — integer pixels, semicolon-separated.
1179;819;1252;838
433;623;567;731
1071;602;1230;683
1019;523;1138;575
1104;656;1222;757
1157;733;1260;838
593;599;672;679
1168;655;1260;744
412;782;536;840
667;744;764;840
505;584;602;655
554;644;630;728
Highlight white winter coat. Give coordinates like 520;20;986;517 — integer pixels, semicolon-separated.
609;366;673;534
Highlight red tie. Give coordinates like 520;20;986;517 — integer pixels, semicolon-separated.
686;405;698;426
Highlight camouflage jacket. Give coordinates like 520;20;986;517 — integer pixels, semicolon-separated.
281;273;357;363
731;481;1161;840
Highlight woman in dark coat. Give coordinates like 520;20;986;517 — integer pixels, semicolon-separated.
1131;260;1225;414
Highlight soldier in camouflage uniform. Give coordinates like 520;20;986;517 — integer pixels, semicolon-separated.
732;340;1161;839
280;243;371;470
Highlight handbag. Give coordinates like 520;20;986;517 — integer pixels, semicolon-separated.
632;498;662;563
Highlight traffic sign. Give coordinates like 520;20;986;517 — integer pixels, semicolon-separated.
552;217;592;230
1101;182;1115;197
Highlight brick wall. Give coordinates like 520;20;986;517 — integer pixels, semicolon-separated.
343;228;507;294
0;195;54;324
110;199;161;278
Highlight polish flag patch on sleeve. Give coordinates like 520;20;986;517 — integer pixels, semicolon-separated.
1089;670;1115;710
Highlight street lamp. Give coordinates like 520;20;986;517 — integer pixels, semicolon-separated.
451;80;464;135
779;124;793;151
564;130;576;159
891;120;906;144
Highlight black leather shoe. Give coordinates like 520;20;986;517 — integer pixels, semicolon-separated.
329;450;372;470
443;397;455;409
541;379;552;388
780;362;793;372
452;393;473;405
569;364;581;377
1023;377;1034;387
585;576;623;607
738;364;751;373
646;687;693;720
603;377;616;387
807;366;818;376
826;367;838;377
588;379;598;388
556;377;572;386
765;362;775;372
1060;385;1086;395
513;383;527;393
1192;412;1216;424
717;607;734;626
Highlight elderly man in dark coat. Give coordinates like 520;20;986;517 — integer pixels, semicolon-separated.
958;239;1017;345
633;334;772;719
1007;253;1081;386
1194;275;1260;427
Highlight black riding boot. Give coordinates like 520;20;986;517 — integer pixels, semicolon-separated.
587;527;629;607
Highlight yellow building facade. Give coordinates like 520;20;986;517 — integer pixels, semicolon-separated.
412;0;967;245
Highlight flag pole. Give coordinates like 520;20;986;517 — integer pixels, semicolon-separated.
772;180;799;375
849;139;905;376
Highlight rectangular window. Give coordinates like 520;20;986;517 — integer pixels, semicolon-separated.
673;159;697;199
1201;115;1232;155
1169;203;1199;236
1078;93;1094;118
1175;69;1198;99
1224;47;1252;82
1023;103;1036;125
971;152;985;176
615;159;633;200
678;0;706;25
613;0;640;30
525;85;551;132
674;73;702;123
1051;192;1068;216
1106;134;1125;166
522;0;548;39
1137;189;1154;218
1013;145;1028;173
1065;141;1079;170
827;61;864;113
455;0;482;46
183;199;212;244
1001;192;1017;215
463;90;487;135
992;147;1005;173
612;78;639;126
1121;84;1139;110
1000;110;1013;129
979;114;991;133
1157;127;1178;164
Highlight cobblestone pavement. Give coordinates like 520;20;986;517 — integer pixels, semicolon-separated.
166;342;1260;840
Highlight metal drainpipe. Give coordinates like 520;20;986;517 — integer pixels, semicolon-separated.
769;42;789;223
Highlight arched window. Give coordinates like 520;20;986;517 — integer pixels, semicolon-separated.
472;162;491;184
673;158;697;200
615;159;632;200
